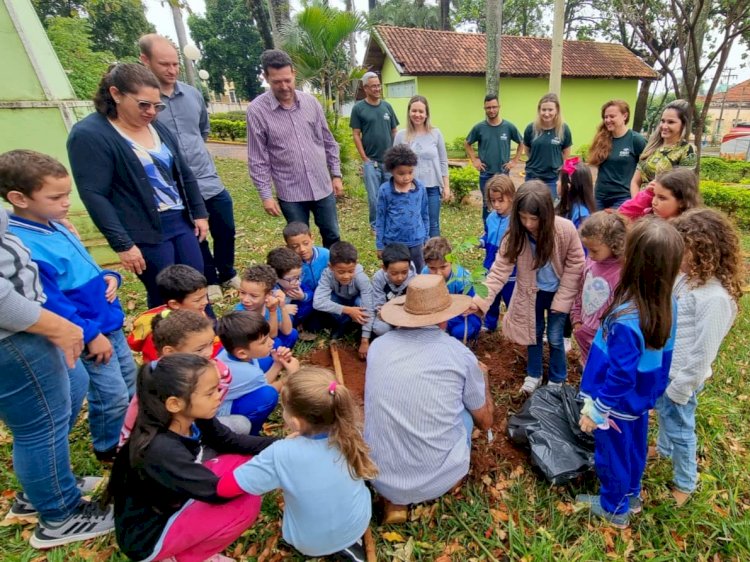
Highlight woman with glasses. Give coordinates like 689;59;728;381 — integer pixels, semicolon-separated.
67;63;209;307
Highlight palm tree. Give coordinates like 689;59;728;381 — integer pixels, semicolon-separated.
280;2;365;118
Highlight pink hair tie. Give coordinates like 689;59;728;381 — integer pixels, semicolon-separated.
328;381;337;396
561;156;580;176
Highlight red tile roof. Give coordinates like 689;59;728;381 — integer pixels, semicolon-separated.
700;78;750;104
370;26;657;80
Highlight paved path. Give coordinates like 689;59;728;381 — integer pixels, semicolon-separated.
207;141;247;161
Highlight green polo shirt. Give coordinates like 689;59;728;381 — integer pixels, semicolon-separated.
595;130;647;200
523;123;572;180
466;120;522;174
350;99;399;162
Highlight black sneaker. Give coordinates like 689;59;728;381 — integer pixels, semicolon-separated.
5;477;103;520
329;539;366;562
29;500;114;549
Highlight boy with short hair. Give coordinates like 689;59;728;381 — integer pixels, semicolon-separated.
283;222;329;331
478;175;517;331
371;243;416;336
266;246;312;327
1;149;136;462
216;310;300;434
236;264;298;349
376;145;429;272
423;236;482;343
313;241;375;358
127;264;212;362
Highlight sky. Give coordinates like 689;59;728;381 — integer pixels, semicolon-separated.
142;0;750;88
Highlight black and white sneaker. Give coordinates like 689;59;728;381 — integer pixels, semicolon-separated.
29;500;114;549
330;539;367;562
5;476;104;520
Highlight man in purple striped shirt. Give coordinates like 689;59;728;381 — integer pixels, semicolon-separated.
247;50;343;247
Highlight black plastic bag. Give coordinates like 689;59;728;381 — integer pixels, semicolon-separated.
507;384;595;484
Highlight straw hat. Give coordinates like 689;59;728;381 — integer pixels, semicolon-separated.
380;274;473;328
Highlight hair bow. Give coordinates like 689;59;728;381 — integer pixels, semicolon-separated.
328;381;337;396
561;156;580;176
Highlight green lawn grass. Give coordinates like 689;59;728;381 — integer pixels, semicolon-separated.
1;157;749;561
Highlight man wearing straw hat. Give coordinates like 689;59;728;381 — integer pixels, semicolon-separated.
364;275;494;524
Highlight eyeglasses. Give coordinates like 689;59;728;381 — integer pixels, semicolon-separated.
123;92;167;113
281;275;301;284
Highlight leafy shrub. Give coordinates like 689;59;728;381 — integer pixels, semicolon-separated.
574;143;591;162
209;118;246;141
447;136;467;156
449;165;479;204
209;111;246;122
700;180;750;230
700;157;750;183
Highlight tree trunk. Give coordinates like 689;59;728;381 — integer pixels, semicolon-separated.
249;0;275;49
170;4;196;87
549;0;565;95
632;79;651;132
368;0;377;11
440;0;451;30
485;0;500;96
345;0;356;68
271;0;289;27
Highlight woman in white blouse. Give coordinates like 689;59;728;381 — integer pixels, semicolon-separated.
394;95;451;237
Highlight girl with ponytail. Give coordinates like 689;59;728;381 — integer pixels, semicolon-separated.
222;367;376;561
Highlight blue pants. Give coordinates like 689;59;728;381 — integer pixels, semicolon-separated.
273;329;299;350
527;290;567;383
0;332;84;521
596;193;631;211
324;294;360;339
594;413;649;515
230;385;279;435
525;173;558;200
200;189;237;286
363;161;390;229
447;313;482;343
478;171;493;225
71;329;136;453
655;388;701;493
279;193;340;248
426;186;442;237
137;210;205;308
484;280;515;332
408;244;425;275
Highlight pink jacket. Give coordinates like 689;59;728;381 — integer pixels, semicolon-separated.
619;187;654;220
475;216;585;345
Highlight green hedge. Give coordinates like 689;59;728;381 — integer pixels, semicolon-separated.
701;180;750;229
209;111;246;122
209;118;246;141
448;165;479;204
700;157;750;183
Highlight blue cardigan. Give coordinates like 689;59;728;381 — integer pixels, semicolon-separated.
67;112;208;252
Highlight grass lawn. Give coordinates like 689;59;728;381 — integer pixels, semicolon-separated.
1;157;749;561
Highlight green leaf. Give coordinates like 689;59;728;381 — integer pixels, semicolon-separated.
474;284;489;299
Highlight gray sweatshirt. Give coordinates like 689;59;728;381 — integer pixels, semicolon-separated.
0;210;45;340
313;264;374;337
370;266;416;337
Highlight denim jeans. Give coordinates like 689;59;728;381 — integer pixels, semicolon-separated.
200;189;237;285
596;193;631;211
137;210;205;308
71;329;136;453
426;186;442;237
527;290;568;383
363;161;390;229
230;385;280;436
0;332;82;521
484;280;515;332
478;171;494;225
526;174;558;200
279;193;340;248
655;387;702;493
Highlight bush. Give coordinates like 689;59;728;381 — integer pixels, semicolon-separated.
447;136;467;156
209;118;246;141
209;111;246;122
449;165;479;204
700;157;750;183
701;180;750;230
574;143;591;162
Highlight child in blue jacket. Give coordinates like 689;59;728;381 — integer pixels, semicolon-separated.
576;218;683;528
2;150;135;462
283;222;329;332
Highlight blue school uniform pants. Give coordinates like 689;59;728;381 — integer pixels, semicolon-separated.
230;385;280;436
447;313;482;343
484;281;515;332
594;413;649;515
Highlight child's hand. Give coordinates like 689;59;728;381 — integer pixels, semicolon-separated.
284;303;298;316
273;347;300;373
572;322;582;333
285;287;305;300
345;306;370;325
104;275;119;303
358;338;370;360
264;293;278;310
578;414;597;433
86;333;113;364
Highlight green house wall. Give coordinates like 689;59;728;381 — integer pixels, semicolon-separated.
380;56;640;154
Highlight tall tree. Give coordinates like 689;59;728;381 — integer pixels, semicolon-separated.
368;0;440;29
188;0;265;100
248;0;275;49
453;0;551;35
440;0;452;30
485;0;502;95
166;1;195;86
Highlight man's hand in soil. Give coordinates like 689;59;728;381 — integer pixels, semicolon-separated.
358;338;370;360
343;306;370;325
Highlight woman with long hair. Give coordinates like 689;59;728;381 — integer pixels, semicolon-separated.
393;95;451;237
587;100;647;210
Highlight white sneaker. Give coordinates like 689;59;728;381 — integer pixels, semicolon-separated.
520;376;541;394
222;275;242;290
207;285;223;302
564;337;572;353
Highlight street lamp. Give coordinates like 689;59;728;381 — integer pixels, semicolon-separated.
198;69;209;81
183;43;202;62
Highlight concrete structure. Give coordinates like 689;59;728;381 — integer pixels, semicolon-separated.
363;26;657;153
700;79;750;142
0;0;114;262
